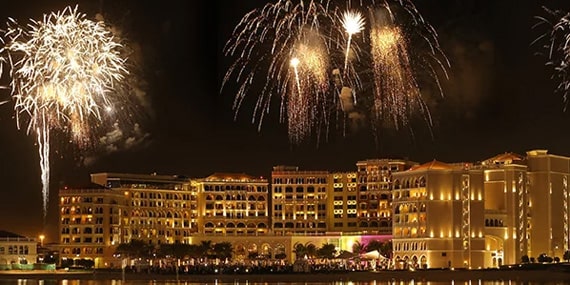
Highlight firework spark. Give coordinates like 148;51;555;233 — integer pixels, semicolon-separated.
369;25;425;128
534;7;570;108
287;36;331;144
360;1;449;132
223;0;352;145
223;0;448;144
341;10;365;72
0;6;128;218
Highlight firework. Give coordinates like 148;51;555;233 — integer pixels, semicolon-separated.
223;0;448;144
534;7;570;108
287;35;331;144
223;0;352;144
0;6;128;218
341;10;365;72
362;1;449;131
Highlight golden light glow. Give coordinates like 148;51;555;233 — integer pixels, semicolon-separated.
2;5;129;218
341;10;365;70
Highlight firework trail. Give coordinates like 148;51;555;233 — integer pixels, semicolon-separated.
0;6;128;218
361;1;449;131
223;0;354;144
287;34;331;144
534;7;570;109
223;0;448;144
341;10;365;72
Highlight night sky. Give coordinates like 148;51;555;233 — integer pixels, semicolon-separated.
0;0;569;242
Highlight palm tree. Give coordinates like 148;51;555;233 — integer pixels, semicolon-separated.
114;239;154;272
115;239;154;259
306;243;317;259
352;241;366;254
199;240;213;260
293;243;307;260
213;242;233;261
365;240;392;258
564;250;570;262
317;243;337;260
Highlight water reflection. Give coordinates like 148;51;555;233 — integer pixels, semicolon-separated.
1;281;569;285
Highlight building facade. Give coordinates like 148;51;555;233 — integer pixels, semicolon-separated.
356;159;417;235
56;150;570;269
271;166;329;235
0;230;37;269
391;161;485;269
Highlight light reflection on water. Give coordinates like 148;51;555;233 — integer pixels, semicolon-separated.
0;280;568;285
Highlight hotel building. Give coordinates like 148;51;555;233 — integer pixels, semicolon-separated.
270;166;329;235
0;230;38;269
356;159;418;235
391;161;485;269
57;149;570;269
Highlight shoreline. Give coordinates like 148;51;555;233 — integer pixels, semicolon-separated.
1;269;570;282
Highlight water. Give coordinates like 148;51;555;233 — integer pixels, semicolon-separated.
0;280;569;285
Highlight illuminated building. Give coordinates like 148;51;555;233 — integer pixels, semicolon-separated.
391;161;485;269
525;150;570;259
480;152;528;267
328;172;359;233
56;149;570;269
0;230;38;269
480;150;570;266
59;173;193;267
356;159;417;234
270;166;329;235
193;173;269;236
59;172;268;267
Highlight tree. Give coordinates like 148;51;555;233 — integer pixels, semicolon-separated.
521;255;530;263
293;242;317;260
199;240;213;259
537;253;550;263
317;243;337;260
213;242;233;260
293;243;307;260
306;243;317;259
157;243;192;260
115;239;154;259
564;250;570;262
352;241;366;254
365;240;392;258
275;253;287;260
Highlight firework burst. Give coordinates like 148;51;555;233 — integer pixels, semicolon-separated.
361;1;449;132
223;0;354;144
223;0;448;144
0;5;129;218
534;7;570;109
341;10;365;72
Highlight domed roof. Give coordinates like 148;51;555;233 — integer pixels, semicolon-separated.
409;160;453;171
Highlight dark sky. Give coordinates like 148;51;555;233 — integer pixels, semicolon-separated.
1;0;570;241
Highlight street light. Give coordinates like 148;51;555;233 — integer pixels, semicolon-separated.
39;234;45;247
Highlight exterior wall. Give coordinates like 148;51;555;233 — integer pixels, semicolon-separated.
271;166;329;235
59;188;125;268
392;164;485;269
526;151;570;259
55;150;570;269
0;236;37;267
356;159;417;235
482;163;528;266
195;174;269;236
328;172;359;233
